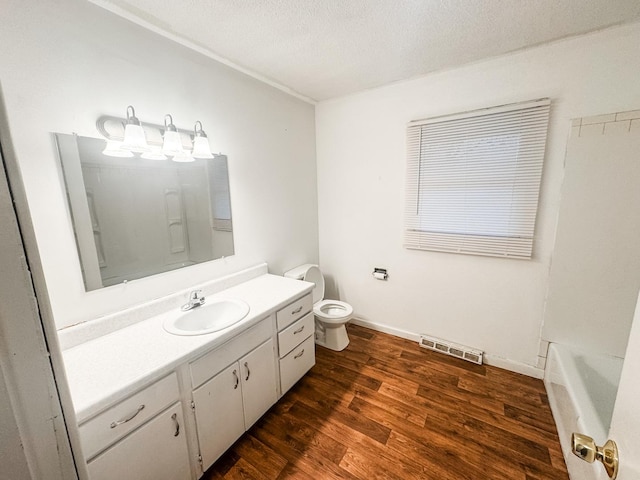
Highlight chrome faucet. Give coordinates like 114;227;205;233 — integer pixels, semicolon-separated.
182;289;205;311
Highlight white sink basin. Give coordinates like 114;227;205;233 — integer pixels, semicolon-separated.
163;298;250;336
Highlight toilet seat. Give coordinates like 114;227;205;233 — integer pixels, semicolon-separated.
314;300;353;323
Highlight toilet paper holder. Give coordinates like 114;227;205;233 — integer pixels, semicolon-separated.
372;268;388;281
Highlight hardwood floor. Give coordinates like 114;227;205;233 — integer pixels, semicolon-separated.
203;324;569;480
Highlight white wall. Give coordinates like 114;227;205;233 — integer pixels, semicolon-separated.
0;0;318;329
316;23;640;371
543;120;640;358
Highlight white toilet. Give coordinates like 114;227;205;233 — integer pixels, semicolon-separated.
284;264;353;351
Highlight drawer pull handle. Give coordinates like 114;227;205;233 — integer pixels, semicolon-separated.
233;369;239;389
171;413;180;437
294;349;305;360
110;404;145;428
244;361;250;381
293;325;305;334
291;306;303;315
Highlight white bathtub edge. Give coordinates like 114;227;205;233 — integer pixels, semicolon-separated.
544;343;612;480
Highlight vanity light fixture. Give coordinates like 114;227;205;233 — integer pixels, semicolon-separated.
191;121;214;159
96;107;218;161
161;114;184;156
120;105;150;153
102;140;134;158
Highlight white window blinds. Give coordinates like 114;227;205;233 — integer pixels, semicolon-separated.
404;98;550;259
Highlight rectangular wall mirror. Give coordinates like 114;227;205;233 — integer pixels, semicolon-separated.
55;133;234;291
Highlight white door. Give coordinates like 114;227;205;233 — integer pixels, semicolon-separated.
192;362;245;471
87;403;190;480
240;339;278;428
0;136;78;478
608;291;640;478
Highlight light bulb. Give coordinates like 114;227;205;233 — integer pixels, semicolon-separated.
120;105;150;153
102;140;133;157
162;130;184;156
192;136;214;159
192;120;214;159
141;146;167;160
172;151;195;163
161;114;185;156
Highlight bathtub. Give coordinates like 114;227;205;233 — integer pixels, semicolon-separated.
544;343;624;480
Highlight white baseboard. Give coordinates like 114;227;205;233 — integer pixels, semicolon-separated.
349;317;544;379
483;354;544;379
349;317;420;342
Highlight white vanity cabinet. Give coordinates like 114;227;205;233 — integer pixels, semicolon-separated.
64;273;317;480
190;318;277;472
276;294;316;394
81;373;190;480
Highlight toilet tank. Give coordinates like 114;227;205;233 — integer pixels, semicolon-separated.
283;264;324;304
284;264;317;280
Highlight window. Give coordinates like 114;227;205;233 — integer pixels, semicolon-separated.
404;98;550;259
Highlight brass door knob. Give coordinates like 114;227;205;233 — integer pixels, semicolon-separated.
571;433;619;479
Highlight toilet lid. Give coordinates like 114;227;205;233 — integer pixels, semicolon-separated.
303;265;324;304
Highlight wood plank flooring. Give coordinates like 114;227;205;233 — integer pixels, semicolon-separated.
204;324;569;480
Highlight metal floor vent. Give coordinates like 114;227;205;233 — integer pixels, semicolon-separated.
419;334;483;365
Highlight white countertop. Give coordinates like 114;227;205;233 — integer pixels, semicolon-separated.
62;274;312;423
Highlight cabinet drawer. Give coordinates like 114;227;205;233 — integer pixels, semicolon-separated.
278;312;314;358
190;317;271;389
79;373;180;460
276;294;312;331
280;335;315;394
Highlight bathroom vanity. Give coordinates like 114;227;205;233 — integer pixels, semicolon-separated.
62;272;315;479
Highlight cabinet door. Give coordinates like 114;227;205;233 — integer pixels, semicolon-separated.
193;362;245;471
87;403;190;480
241;338;278;428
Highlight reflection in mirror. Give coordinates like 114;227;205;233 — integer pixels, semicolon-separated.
55;133;234;291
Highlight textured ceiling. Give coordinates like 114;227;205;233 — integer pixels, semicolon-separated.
94;0;640;101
